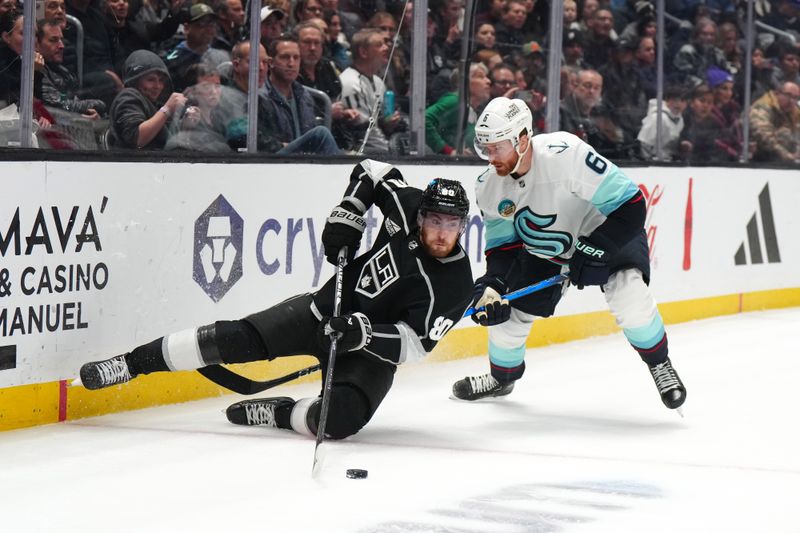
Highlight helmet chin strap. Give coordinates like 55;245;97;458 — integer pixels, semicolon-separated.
510;137;532;178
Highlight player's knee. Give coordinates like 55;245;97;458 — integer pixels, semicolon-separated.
325;384;371;440
213;320;268;364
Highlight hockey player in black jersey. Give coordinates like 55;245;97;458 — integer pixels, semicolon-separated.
78;160;473;440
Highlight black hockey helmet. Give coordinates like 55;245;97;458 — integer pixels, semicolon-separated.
419;178;470;220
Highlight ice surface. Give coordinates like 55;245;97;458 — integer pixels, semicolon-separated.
1;308;798;532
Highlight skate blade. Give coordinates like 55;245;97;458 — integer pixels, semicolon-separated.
675;406;685;418
70;377;83;388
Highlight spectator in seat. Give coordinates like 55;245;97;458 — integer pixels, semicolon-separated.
219;40;341;155
582;7;616;70
672;17;727;88
164;3;230;91
266;33;339;155
37;19;105;118
681;83;740;163
562;28;584;68
109;49;186;150
770;44;800;88
708;66;742;140
1;10;44;107
212;0;245;52
166;63;230;152
474;22;497;52
322;8;350;69
600;37;648;147
260;5;287;51
64;0;122;105
749;81;800;163
559;68;604;146
424;62;491;155
735;45;773;103
634;35;657;99
43;0;67;30
637;82;689;160
295;21;359;133
340;28;402;153
494;0;527;59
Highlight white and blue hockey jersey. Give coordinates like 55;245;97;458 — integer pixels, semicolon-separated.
476;131;641;263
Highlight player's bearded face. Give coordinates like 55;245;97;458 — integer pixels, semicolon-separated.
419;212;463;258
484;140;519;176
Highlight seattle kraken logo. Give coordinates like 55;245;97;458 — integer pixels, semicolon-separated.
193;195;244;302
513;207;572;257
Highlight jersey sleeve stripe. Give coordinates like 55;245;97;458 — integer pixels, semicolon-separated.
590;166;641;216
485;218;518;250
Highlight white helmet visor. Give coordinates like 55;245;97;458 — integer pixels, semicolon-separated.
473;137;516;161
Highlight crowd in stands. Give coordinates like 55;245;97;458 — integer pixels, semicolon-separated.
0;0;798;163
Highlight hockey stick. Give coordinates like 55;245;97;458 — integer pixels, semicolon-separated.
312;246;348;478
463;273;570;318
196;363;320;395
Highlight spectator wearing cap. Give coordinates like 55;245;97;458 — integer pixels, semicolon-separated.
260;5;287;50
212;0;245;52
582;8;616;70
770;44;800;88
708;65;742;134
600;36;648;145
672;17;727;88
562;28;584;68
494;0;528;59
749;81;800;163
164;3;230;91
108;49;187;150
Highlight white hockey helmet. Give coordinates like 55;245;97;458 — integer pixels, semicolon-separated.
473;97;533;160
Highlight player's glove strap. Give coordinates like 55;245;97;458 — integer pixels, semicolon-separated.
317;312;373;353
568;237;611;289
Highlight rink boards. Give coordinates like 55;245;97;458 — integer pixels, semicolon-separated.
1;160;799;430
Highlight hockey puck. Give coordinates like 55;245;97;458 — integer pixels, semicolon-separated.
346;468;368;479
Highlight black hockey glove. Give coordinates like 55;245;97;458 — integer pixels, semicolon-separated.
470;275;511;326
568;237;611;289
317;312;373;353
321;202;366;265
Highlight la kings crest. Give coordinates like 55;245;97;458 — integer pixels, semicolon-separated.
356;243;399;298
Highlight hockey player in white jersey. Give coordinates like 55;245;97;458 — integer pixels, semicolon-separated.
452;97;686;410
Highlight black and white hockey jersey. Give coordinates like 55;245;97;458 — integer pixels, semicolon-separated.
312;160;473;366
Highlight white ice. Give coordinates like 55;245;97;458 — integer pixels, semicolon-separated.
1;308;798;533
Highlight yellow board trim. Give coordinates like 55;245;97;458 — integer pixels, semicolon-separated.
3;287;799;432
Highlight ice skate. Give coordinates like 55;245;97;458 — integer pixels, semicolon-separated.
648;358;686;410
452;374;514;401
79;355;134;390
226;397;295;427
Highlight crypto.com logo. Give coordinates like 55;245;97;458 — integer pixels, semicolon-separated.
193;195;243;302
